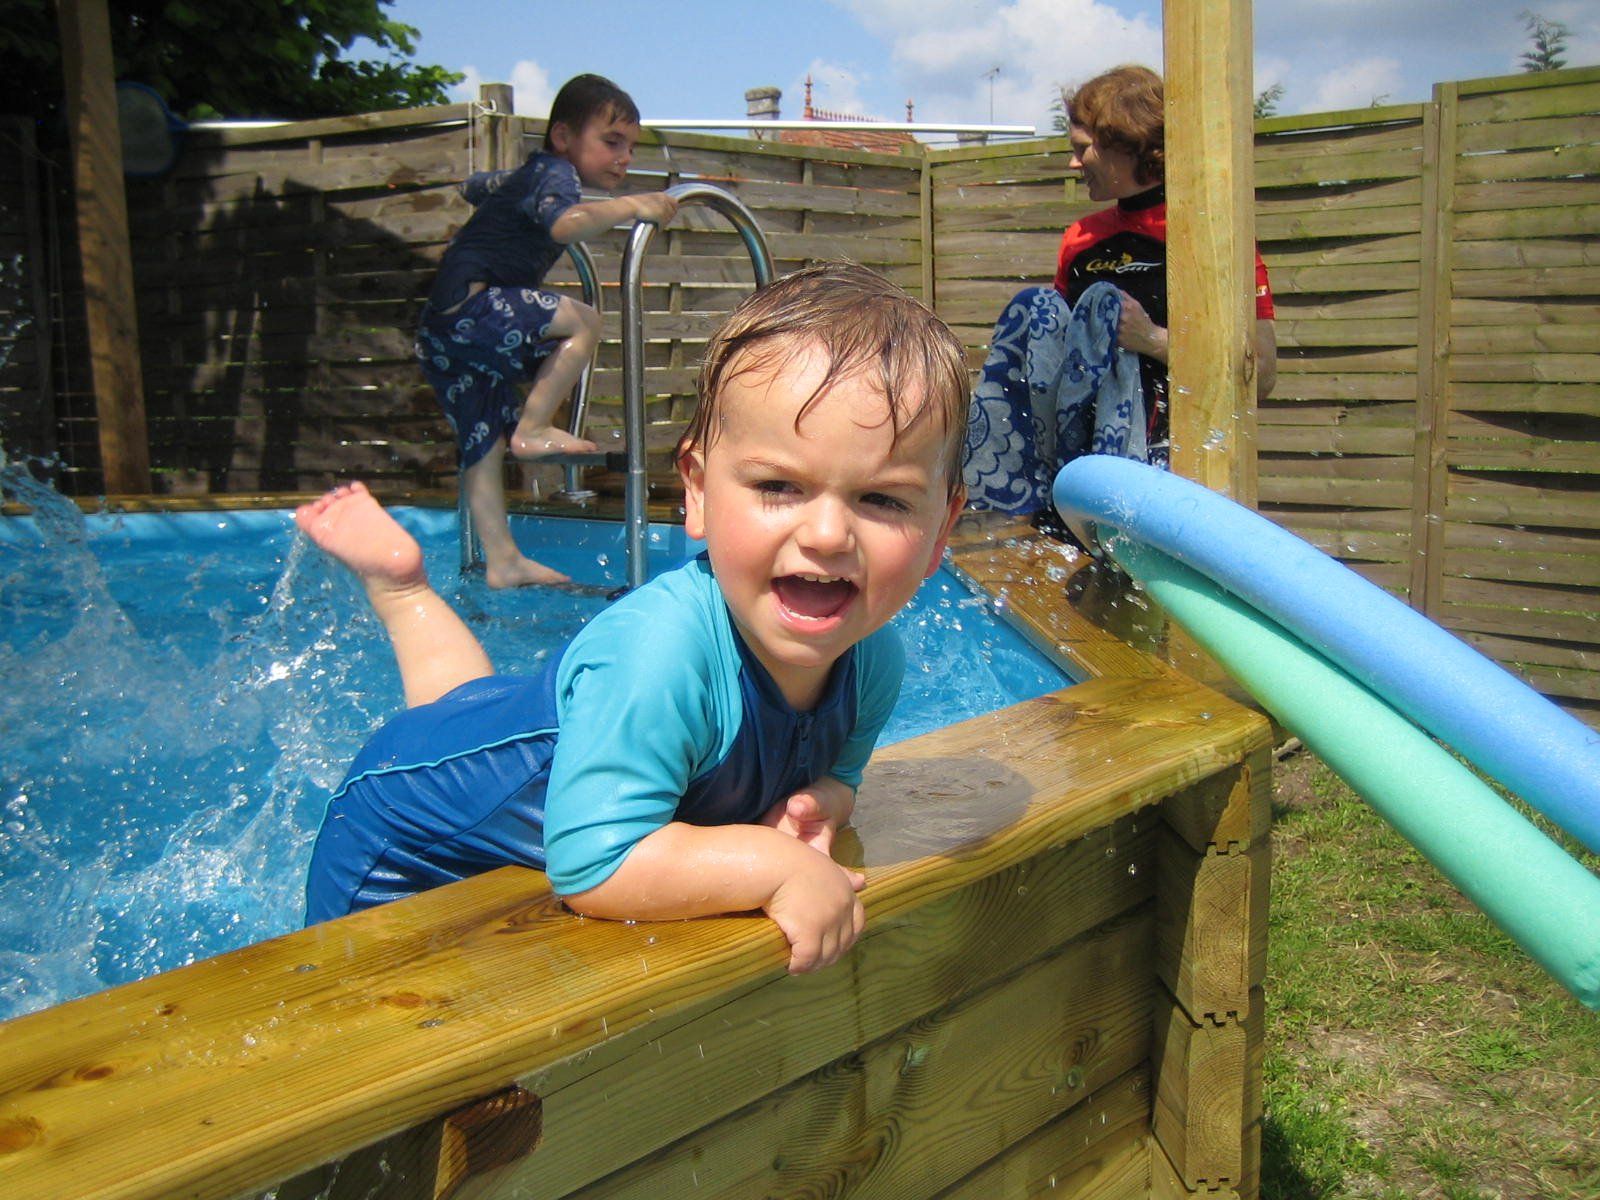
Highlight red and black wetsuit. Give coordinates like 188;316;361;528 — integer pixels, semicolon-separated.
1053;185;1276;447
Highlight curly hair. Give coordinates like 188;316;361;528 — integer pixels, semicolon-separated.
1066;65;1164;186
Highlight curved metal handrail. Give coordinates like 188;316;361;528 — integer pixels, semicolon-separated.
458;240;604;571
619;182;774;589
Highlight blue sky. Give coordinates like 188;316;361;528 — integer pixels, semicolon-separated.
376;0;1599;133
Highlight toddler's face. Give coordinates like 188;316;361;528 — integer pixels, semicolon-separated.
680;342;963;711
555;109;639;191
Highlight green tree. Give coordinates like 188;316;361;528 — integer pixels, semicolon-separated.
1254;83;1286;120
1519;10;1570;71
1049;86;1070;134
2;0;461;125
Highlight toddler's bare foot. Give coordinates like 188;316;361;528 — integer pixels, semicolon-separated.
294;482;426;592
485;553;571;589
509;424;599;461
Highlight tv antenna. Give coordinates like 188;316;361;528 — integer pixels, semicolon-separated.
981;66;1000;123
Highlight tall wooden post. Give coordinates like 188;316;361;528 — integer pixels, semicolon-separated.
1164;0;1257;505
57;0;151;494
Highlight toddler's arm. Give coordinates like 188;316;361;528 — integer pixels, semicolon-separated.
549;192;679;246
561;822;866;974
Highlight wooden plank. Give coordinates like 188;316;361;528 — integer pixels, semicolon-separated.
58;0;151;493
1451;323;1600;354
1450;380;1599;414
1151;993;1246;1191
1277;347;1417;373
1457;111;1600;155
1256;102;1424;136
1456;631;1600;675
1256;204;1421;241
1444;473;1600;529
931;1072;1152;1200
945;512;1173;684
1259;476;1414;509
1456;76;1600;125
1272;318;1417;347
477;814;1158;1199
1267;374;1417;402
1454;203;1600;240
1454;238;1600;271
1259;425;1413;456
1164;0;1257;500
1454;179;1600;213
1254;146;1423;187
1155;824;1255;1022
1452;265;1600;298
1450;353;1600;384
1159;758;1270;860
1260;232;1422;268
1256;176;1423;214
1454;142;1600;186
558;915;1155;1200
1263;261;1421;293
1255;120;1426;160
1413;85;1456;618
1446;521;1600;558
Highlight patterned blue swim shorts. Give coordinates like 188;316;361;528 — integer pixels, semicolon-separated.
415;286;562;468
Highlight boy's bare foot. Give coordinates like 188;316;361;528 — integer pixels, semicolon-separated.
509;423;599;461
294;482;426;592
485;553;571;589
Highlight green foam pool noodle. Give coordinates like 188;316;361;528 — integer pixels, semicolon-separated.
1113;538;1600;1010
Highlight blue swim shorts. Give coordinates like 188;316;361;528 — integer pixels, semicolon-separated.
415;286;563;468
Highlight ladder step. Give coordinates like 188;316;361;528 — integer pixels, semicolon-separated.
534;451;630;470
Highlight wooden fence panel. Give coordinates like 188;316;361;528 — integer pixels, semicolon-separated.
923;65;1599;724
1433;68;1600;724
56;106;922;498
925;136;1090;360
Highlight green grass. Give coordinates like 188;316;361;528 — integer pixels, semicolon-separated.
1260;752;1600;1199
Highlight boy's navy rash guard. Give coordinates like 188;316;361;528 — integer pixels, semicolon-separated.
427;152;581;311
303;556;903;924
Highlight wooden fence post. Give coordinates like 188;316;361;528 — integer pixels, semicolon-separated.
478;83;515;173
56;0;152;494
1410;83;1458;615
1164;0;1258;505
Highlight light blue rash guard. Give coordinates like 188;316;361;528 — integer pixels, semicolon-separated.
303;556;903;925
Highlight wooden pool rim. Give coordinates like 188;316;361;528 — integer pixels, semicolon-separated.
0;506;1273;1200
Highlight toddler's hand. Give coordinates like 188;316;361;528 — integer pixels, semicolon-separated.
630;192;679;225
762;778;855;858
764;851;866;974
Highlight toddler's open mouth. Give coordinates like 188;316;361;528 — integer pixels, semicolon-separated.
773;573;857;621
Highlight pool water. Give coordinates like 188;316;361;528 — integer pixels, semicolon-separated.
0;470;1066;1021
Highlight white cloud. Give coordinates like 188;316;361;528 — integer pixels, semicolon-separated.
1307;56;1403;111
838;0;1599;123
447;61;555;117
509;62;557;117
834;0;1162;131
800;59;872;118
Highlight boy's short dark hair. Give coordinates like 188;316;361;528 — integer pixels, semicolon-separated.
681;262;972;497
1066;65;1165;186
543;74;641;148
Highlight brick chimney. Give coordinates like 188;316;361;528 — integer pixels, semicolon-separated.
745;86;781;139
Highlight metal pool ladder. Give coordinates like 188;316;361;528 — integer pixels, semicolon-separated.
461;182;774;589
616;182;774;590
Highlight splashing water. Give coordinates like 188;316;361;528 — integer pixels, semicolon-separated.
0;467;1064;1020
